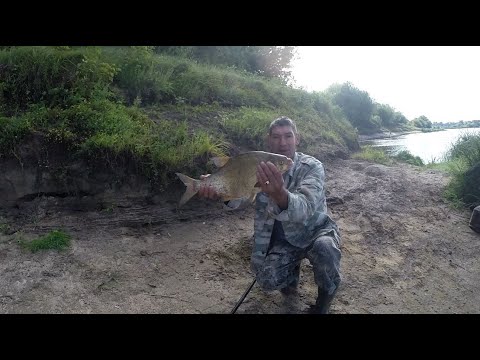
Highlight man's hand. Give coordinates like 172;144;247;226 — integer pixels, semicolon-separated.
256;161;289;209
197;174;220;201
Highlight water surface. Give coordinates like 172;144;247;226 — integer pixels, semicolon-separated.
362;128;480;163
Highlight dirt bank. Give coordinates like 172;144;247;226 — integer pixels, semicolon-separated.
1;158;479;314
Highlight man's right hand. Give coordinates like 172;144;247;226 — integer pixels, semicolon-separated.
197;174;220;200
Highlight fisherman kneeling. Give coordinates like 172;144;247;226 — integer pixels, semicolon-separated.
198;116;342;314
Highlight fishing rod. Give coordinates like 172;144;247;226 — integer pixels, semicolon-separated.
231;233;275;314
230;278;257;314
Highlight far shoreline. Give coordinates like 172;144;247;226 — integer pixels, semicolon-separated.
358;127;480;142
358;130;420;142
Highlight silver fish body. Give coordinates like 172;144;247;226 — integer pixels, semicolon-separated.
176;151;293;207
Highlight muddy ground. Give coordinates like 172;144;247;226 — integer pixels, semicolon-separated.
1;158;479;314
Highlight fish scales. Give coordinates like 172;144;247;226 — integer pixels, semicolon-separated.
176;151;293;207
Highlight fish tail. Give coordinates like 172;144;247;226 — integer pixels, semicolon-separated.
176;173;200;207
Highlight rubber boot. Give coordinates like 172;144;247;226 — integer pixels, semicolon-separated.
310;287;337;314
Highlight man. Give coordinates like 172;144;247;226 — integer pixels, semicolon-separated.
199;116;341;314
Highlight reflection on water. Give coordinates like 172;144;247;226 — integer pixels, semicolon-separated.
362;128;480;163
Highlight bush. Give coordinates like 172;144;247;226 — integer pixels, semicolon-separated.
393;150;424;166
352;145;391;165
444;133;480;208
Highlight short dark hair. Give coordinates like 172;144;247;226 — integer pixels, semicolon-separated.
268;116;298;135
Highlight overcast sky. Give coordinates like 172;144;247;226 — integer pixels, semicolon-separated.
290;46;480;123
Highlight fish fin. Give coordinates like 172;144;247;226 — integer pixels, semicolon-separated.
175;173;200;207
211;156;230;168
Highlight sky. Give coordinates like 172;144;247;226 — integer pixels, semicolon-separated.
289;46;480;123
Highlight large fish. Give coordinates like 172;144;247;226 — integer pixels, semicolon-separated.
176;151;293;207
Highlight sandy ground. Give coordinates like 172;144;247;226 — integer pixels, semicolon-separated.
1;158;479;314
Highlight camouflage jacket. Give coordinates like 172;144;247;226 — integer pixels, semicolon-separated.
251;152;340;271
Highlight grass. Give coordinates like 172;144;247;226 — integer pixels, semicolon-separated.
392;150;424;166
445;131;480;168
0;46;360;188
219;107;278;148
0;222;9;234
443;133;480;208
352;145;392;165
424;161;451;172
20;230;71;252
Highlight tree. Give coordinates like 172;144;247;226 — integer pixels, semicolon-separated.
251;46;297;82
412;115;432;128
375;103;396;128
329;82;375;131
393;113;408;126
154;46;296;83
374;103;408;129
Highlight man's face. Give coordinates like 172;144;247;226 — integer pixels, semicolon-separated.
267;125;299;160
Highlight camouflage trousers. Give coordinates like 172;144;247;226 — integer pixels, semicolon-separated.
253;221;341;296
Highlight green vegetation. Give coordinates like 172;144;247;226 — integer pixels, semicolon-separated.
0;46;361;186
0;46;477;210
411;115;432;129
352;146;392;165
0;222;9;234
153;46;296;82
324;82;411;134
445;132;480;168
19;230;71;252
392;150;424;166
424;161;451;172
434;120;480;129
443;132;480;208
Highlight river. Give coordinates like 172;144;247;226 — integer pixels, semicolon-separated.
361;127;480;163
